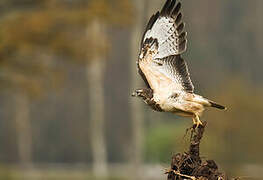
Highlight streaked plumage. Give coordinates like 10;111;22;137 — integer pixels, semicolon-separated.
132;0;226;127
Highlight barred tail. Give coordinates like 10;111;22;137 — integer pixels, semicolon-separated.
209;101;226;110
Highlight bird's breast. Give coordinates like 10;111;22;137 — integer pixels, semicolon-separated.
139;58;174;100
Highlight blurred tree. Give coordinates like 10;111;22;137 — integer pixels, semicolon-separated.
0;1;64;165
130;0;149;178
85;0;133;177
86;19;109;177
0;0;133;170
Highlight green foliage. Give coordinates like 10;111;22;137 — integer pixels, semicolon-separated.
144;122;188;163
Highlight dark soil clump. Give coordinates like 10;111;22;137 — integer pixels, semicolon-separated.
166;122;228;180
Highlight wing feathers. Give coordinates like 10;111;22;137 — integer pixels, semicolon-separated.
161;0;174;15
138;64;151;88
141;12;160;48
175;13;182;25
176;22;185;34
179;39;187;52
172;2;181;16
167;0;176;14
161;55;194;93
138;0;193;93
179;31;186;39
141;0;187;59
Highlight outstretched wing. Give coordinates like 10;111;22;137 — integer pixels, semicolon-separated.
142;0;187;59
154;55;193;93
137;0;194;93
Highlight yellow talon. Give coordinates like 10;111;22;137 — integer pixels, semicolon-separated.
193;114;203;129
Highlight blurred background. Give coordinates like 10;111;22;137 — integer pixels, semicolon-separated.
0;0;262;179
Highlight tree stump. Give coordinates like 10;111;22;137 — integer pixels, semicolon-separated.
166;122;228;180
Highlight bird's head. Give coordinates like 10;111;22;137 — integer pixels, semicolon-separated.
131;89;144;98
131;89;153;100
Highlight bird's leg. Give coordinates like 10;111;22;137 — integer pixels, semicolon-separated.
192;114;203;129
192;116;197;125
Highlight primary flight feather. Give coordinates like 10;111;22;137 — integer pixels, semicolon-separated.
132;0;226;127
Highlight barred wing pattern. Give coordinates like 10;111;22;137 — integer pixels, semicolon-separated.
142;0;187;59
138;0;194;93
154;55;194;93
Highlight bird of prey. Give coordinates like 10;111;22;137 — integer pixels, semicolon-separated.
132;0;226;127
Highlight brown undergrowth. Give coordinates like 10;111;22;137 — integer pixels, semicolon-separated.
166;122;228;180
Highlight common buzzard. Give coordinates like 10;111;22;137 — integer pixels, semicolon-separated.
132;0;226;127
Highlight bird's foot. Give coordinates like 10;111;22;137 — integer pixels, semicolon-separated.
192;115;203;129
193;120;203;129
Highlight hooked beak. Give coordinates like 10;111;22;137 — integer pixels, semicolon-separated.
131;92;137;97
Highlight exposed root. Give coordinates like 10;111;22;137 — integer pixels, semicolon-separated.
166;169;197;180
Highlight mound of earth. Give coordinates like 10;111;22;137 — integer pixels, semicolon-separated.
166;122;228;180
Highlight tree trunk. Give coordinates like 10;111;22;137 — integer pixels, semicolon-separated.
86;20;108;177
130;0;148;178
255;1;263;51
14;92;32;167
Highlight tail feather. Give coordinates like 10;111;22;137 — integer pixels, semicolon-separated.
209;101;226;110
